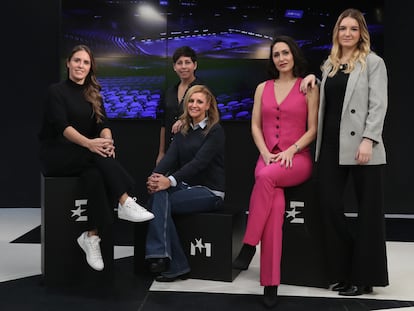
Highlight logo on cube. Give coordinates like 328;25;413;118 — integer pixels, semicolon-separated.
190;238;212;257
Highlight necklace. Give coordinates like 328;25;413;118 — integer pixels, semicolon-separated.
339;63;348;70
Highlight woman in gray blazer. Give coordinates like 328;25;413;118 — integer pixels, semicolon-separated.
305;8;389;296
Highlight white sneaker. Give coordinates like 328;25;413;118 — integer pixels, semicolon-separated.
77;231;104;271
118;197;154;222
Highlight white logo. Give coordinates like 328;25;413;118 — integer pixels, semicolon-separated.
286;200;304;224
71;199;88;222
190;238;212;257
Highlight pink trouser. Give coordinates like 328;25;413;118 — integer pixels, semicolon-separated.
243;152;312;286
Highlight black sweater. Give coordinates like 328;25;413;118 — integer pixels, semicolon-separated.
39;79;108;146
154;123;225;192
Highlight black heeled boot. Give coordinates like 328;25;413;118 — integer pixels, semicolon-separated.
263;286;278;308
232;244;256;270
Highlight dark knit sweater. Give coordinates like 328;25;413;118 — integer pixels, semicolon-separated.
39;79;107;146
154;123;225;192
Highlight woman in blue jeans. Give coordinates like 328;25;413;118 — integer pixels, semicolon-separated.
145;85;225;282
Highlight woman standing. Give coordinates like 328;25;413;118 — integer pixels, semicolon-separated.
232;36;319;307
156;46;205;164
311;8;389;296
39;45;154;271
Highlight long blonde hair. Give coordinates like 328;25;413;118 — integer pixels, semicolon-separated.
180;85;220;135
67;45;105;123
323;8;371;77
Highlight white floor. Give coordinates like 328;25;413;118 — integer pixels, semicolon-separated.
1;208;414;311
0;208;134;282
151;242;414;301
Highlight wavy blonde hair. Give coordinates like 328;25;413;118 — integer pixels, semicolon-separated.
180;85;220;135
67;45;105;123
323;8;371;77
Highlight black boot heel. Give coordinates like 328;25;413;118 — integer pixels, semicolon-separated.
263;285;278;308
232;244;256;270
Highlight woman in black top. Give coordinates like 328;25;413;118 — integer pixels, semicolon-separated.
39;45;154;271
145;85;225;282
301;8;389;296
156;46;204;164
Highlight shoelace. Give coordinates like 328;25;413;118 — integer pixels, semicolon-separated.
125;197;145;212
87;237;102;259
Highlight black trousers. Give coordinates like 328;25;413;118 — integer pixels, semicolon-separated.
315;144;389;286
40;143;135;230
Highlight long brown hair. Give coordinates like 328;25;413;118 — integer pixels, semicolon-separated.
180;85;220;135
66;45;105;123
324;8;371;77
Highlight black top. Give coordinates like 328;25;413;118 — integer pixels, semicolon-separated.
322;70;350;147
39;79;108;146
159;77;204;149
154;123;225;192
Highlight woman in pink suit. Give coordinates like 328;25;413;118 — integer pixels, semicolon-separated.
232;36;319;308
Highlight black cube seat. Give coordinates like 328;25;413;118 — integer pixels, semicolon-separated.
134;207;245;282
40;175;114;287
281;177;329;288
173;209;245;282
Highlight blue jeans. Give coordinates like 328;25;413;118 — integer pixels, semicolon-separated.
145;182;223;277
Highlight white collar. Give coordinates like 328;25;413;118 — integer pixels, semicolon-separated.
190;117;208;130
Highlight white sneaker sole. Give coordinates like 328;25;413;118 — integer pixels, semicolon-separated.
118;211;154;222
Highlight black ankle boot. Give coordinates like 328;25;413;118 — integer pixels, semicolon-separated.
263;286;278;308
232;244;256;270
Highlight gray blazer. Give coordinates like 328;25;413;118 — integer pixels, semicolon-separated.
315;52;388;165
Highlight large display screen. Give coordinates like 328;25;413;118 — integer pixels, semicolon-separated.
61;0;384;120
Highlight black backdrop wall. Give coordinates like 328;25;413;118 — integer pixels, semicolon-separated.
1;0;412;215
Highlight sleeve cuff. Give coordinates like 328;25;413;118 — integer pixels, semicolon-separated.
168;176;177;187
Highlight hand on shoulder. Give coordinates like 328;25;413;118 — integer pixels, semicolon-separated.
300;74;317;94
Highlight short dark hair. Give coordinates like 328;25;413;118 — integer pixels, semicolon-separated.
172;46;197;63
